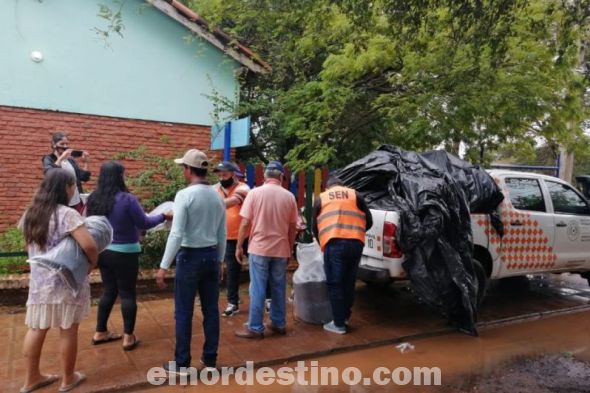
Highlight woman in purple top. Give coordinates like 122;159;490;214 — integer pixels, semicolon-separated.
86;161;172;350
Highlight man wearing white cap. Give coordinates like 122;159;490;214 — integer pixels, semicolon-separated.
156;149;227;374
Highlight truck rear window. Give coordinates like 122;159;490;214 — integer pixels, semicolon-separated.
505;178;546;212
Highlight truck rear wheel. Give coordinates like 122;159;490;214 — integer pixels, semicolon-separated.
473;258;487;307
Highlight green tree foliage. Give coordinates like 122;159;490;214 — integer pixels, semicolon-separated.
189;0;590;169
113;146;187;209
114;145;221;209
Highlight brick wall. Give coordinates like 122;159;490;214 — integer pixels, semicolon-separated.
0;105;220;231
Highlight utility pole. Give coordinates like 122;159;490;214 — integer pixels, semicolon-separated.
559;145;575;182
558;14;589;182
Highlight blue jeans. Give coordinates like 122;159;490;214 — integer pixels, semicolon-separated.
248;254;287;333
324;239;364;328
174;247;220;367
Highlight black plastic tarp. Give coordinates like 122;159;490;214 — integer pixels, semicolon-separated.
335;145;504;335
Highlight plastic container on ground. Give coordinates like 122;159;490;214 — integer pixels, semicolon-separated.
293;241;333;325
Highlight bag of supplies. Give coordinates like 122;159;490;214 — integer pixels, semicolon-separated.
147;201;174;232
293;241;332;324
28;216;113;296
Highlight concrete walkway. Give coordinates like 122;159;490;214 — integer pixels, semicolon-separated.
3;275;590;393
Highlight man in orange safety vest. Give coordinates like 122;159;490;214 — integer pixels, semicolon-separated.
313;176;372;334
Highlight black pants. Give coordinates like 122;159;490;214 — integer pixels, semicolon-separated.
96;250;140;335
224;240;241;305
324;239;364;328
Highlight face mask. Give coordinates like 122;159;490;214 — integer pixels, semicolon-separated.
220;178;235;189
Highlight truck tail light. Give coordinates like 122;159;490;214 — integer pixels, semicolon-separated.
383;221;403;258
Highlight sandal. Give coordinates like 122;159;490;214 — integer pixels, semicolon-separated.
91;332;122;345
123;335;141;351
58;372;86;393
20;374;59;393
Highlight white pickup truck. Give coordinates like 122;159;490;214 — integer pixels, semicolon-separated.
358;170;590;300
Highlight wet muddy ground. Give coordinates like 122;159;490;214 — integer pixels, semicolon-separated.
143;309;590;393
3;272;589;392
126;274;590;393
452;354;590;393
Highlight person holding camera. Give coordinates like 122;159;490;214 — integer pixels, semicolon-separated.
42;132;91;214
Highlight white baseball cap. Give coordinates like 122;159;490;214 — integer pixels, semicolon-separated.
174;149;209;169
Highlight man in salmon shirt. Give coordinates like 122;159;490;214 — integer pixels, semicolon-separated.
213;161;250;317
234;161;299;339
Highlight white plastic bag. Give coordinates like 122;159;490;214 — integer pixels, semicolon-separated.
293;241;325;284
396;343;415;353
28;216;113;296
293;240;332;324
147;201;174;232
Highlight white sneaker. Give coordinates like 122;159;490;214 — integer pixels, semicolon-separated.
222;304;239;317
323;321;346;334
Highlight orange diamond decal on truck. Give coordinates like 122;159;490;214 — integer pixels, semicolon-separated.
474;180;557;271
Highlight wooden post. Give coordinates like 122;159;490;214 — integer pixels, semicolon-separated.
321;167;330;190
297;171;305;208
289;169;298;198
313;168;322;199
246;164;255;189
305;169;314;242
283;167;291;190
255;164;264;186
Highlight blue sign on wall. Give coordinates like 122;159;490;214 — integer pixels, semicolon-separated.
211;117;251;150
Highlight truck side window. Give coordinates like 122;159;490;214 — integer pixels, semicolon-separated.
545;181;590;215
505;178;546;212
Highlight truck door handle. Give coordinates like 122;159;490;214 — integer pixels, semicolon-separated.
510;220;523;226
556;221;567;227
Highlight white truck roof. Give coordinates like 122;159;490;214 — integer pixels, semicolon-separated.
486;169;568;184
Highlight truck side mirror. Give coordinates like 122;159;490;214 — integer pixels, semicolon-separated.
575;176;590;200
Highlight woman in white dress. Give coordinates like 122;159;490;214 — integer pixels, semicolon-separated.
20;169;98;393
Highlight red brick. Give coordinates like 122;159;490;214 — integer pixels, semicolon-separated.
0;105;224;231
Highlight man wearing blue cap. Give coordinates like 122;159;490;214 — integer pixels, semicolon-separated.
234;161;299;339
213;161;250;317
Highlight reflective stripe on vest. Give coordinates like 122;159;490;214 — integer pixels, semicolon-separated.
217;183;245;240
317;186;366;250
